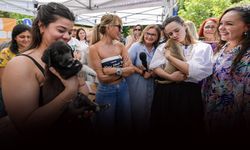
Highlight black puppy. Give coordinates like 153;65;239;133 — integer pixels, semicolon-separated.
41;40;109;126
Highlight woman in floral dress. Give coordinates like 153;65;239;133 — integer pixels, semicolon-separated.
202;5;250;138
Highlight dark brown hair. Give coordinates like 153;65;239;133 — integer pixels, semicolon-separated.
29;2;75;49
215;5;250;73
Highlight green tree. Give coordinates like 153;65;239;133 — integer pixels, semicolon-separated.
178;0;231;28
231;0;250;5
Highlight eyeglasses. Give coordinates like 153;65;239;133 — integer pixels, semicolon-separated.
145;32;156;37
112;24;122;31
204;25;216;29
134;28;141;31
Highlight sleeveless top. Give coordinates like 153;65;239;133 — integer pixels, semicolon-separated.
101;55;123;68
19;54;45;106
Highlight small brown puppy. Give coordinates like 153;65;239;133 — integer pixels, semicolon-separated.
158;39;186;84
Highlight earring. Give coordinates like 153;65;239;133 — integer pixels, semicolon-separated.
244;32;249;38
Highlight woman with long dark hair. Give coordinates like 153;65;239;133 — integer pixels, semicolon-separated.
1;2;77;137
149;16;213;138
202;5;250;138
0;24;31;117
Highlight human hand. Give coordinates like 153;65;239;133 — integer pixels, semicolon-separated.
73;51;82;60
143;71;151;79
123;56;131;67
169;71;187;81
122;66;135;76
102;66;114;75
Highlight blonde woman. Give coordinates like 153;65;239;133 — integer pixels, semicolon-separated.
89;14;134;136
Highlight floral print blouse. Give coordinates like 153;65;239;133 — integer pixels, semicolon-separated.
202;44;250;132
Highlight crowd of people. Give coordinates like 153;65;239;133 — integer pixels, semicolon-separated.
0;1;249;146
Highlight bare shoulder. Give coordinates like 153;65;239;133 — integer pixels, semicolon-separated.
114;40;125;48
4;56;38;80
89;42;100;53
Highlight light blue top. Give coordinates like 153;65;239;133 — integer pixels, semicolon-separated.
126;42;156;132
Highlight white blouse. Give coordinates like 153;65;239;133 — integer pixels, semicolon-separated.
149;41;213;83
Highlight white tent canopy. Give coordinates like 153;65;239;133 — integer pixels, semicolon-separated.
0;0;177;26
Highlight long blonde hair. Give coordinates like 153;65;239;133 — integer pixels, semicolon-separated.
91;14;122;45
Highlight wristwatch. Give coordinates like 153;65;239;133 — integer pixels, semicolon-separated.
116;68;123;76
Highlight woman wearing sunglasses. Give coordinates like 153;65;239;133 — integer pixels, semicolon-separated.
125;24;143;50
89;14;135;136
198;18;219;51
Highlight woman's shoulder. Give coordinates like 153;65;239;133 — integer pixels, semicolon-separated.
0;47;16;67
195;41;211;47
7;52;42;70
89;43;98;51
114;40;125;47
193;41;212;51
6;55;32;68
156;43;166;52
128;42;142;50
0;47;14;55
0;47;10;53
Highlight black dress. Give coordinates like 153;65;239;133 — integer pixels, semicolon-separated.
150;81;205;138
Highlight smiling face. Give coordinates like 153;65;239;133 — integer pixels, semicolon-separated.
40;16;74;47
133;25;142;38
15;30;32;52
143;28;159;46
78;29;86;41
218;10;248;44
203;20;217;41
108;20;122;41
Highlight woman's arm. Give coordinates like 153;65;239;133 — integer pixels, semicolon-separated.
100;43;135;78
2;57;79;133
153;67;186;81
165;50;189;75
186;43;213;81
119;43;135;77
89;45;121;83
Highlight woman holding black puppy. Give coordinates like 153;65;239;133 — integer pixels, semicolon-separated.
1;2;81;138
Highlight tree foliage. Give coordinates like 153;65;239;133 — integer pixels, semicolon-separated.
178;0;231;29
178;0;250;29
231;0;250;6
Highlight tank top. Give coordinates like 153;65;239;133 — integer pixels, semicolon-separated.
19;54;45;106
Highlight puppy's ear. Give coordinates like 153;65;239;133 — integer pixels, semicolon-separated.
41;47;51;67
